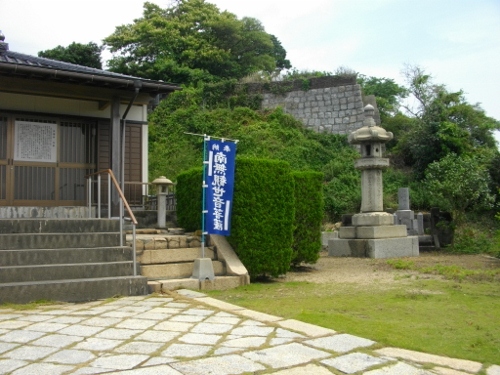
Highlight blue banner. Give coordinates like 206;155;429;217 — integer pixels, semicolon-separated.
205;139;236;236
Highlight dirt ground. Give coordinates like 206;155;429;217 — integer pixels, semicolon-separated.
282;251;500;285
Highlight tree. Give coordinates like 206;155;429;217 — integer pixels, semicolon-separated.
103;0;289;85
38;42;103;69
357;75;407;121
395;65;500;178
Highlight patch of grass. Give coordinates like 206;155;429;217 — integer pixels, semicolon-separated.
207;279;500;364
0;299;57;310
386;259;415;270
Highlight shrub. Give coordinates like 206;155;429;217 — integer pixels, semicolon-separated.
228;158;295;278
176;167;203;232
291;171;324;266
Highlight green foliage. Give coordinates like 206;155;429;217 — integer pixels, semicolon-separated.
291;171;324;265
424;153;495;218
104;0;289;85
228;158;294;278
38;42;103;69
357;75;407;120
176;167;203;231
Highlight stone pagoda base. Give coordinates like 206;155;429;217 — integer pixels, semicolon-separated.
328;212;419;259
328;236;419;258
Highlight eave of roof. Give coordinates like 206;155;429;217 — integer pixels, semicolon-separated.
0;49;180;95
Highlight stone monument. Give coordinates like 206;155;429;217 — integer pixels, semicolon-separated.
328;105;419;258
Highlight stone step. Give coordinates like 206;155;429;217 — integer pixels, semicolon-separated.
0;218;120;234
0;276;148;304
0;261;137;283
0;247;134;267
129;234;202;251
148;275;244;292
141;260;225;280
0;232;122;250
138;247;215;265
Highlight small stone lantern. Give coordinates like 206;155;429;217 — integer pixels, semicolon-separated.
152;176;173;229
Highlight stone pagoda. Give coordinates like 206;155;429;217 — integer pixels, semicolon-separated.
328;104;419;258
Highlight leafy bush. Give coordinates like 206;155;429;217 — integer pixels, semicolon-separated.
291;171;324;265
228;158;294;278
176;167;203;232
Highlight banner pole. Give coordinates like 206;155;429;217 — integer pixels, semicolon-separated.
201;134;210;259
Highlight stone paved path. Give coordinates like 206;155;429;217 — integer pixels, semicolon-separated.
0;290;497;375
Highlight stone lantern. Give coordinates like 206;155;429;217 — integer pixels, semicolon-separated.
329;105;419;258
152;176;173;229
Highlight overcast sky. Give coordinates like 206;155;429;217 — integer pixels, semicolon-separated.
2;0;500;143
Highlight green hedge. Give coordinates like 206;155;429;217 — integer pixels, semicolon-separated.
228;158;295;278
291;171;324;265
176;167;203;232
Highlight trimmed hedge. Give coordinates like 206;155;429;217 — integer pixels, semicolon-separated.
228;157;295;278
291;171;324;265
176;167;203;232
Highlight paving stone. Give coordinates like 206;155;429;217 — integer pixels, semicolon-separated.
169;314;206;323
306;334;375;353
214;347;241;355
94;328;142;340
57;324;104;337
81;317;123;327
89;353;150;370
432;367;475;375
269;363;335;375
117;306;151;314
239;319;264;326
277;319;337;337
0;328;8;335
73;337;123;351
364;362;434;375
31;333;84;348
17;315;52;322
179;332;222;345
204;315;241;325
183;308;215;316
0;342;19;354
132;312;171;321
171;354;265;375
115;340;165;354
115;318;157;330
135;330;180;343
46;316;85;324
230;325;274;337
142;357;177;367
270;337;295;346
0;359;27;373
165;302;191;308
322;352;388;373
275;328;306;339
101;311;139;318
221;336;267;348
191;322;234;334
4;345;59;360
44;349;96;364
0;330;45;343
149;307;182;315
105;364;184;374
244;343;330;368
197;297;244;311
0;314;22;321
154;321;194;332
23;322;68;333
236;309;283;322
10;362;74;375
176;289;207;298
38;309;72;315
0;320;32;329
375;348;483;373
71;367;111;374
144;297;174;303
161;343;212;358
487;365;500;375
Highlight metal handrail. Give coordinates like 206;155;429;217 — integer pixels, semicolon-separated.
86;169;138;276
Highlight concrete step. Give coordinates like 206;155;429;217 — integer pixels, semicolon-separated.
0;276;148;304
141;260;225;280
0;261;137;283
139;247;215;265
148;275;244;292
0;218;120;234
0;247;134;267
0;232;122;250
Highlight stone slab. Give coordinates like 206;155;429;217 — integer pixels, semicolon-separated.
171;354;265;375
277;319;337;337
305;333;376;353
364;362;434;374
487;365;500;375
330;237;419;258
356;225;408;239
352;212;394;226
270;363;334;375
375;348;482;373
243;342;330;368
322;352;388;373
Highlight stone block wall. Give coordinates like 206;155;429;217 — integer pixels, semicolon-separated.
256;76;366;134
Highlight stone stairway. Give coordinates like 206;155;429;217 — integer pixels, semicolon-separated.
128;230;250;293
0;218;148;304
